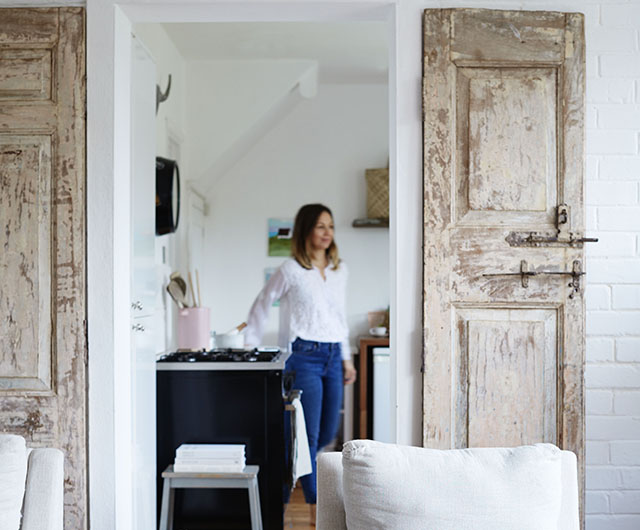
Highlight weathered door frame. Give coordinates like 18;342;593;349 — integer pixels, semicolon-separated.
87;2;402;528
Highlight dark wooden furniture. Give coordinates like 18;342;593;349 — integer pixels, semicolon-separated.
353;336;389;439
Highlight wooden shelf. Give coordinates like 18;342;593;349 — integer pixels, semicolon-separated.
352;218;389;228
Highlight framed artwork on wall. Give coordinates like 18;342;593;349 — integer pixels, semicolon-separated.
268;218;293;257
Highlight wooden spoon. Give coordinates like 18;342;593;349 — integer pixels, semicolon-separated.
167;279;188;308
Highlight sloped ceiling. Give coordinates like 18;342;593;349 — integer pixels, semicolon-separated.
162;21;388;84
153;21;388;194
186;60;319;192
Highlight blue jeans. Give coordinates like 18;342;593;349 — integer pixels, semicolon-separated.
284;338;343;504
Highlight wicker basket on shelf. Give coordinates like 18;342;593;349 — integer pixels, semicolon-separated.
365;168;389;219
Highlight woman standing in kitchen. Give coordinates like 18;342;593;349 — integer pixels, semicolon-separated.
240;203;357;522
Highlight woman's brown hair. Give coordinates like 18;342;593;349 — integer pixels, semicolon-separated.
291;204;340;270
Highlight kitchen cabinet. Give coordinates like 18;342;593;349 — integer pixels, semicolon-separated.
131;314;156;528
130;36;157;530
130;39;157;320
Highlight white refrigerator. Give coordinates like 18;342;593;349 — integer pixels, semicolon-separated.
373;347;392;443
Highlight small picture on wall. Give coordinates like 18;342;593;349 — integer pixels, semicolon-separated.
268;218;293;257
264;267;280;307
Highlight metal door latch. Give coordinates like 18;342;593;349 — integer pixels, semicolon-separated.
556;203;570;239
483;260;585;298
506;232;599;247
506;204;599;248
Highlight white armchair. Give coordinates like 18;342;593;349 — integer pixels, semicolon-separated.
317;440;579;530
0;434;63;530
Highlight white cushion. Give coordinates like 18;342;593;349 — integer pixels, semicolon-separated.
558;450;579;530
342;440;563;530
0;435;28;530
21;448;64;530
317;452;347;530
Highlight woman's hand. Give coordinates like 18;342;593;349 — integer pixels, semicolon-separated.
343;360;357;385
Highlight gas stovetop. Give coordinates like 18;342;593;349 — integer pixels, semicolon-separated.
159;348;280;363
156;348;290;371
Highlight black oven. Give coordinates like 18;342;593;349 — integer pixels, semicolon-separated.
156;349;291;529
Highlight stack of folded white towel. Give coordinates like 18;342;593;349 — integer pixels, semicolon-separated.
174;444;246;473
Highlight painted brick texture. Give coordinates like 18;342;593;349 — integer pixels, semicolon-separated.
583;3;640;528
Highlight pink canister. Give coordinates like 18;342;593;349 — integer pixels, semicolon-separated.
177;307;210;350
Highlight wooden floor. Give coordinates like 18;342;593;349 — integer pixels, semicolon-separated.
283;484;314;529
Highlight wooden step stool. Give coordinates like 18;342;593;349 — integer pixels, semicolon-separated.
158;465;263;530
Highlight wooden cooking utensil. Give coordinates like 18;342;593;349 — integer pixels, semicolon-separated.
188;271;196;307
195;269;202;308
167;280;188;308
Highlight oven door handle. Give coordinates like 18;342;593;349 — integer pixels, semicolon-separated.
284;389;302;410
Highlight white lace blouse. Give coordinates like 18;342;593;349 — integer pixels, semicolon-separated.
244;258;351;360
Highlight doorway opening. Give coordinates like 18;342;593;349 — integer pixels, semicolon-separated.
134;18;391;527
136;16;390;431
90;3;398;529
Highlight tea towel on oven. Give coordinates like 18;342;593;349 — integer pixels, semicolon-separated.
291;396;312;481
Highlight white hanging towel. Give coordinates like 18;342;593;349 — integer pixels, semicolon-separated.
291;397;312;481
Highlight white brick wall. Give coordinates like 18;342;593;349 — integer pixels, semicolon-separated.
584;3;640;528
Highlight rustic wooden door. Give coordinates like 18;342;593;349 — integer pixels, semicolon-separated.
0;8;86;528
422;5;586;510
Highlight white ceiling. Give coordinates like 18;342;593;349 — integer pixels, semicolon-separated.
162;22;388;83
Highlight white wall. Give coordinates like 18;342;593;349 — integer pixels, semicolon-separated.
199;82;389;350
75;1;640;529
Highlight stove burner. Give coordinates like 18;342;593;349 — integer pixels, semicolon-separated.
158;348;280;363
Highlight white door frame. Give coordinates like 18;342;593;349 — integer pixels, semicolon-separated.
87;2;408;528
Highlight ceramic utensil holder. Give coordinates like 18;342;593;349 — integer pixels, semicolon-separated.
177;307;210;350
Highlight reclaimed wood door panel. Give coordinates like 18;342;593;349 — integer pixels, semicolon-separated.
0;8;86;529
456;67;558;226
0;49;54;101
0;135;53;389
423;7;585;521
453;306;558;449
